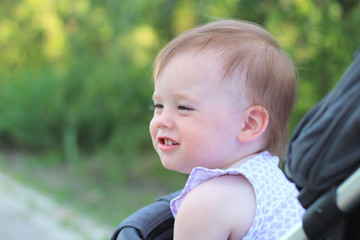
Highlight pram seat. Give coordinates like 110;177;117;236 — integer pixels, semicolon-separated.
111;190;181;240
281;47;360;240
280;167;360;240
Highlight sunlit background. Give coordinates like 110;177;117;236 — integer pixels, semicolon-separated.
0;0;359;239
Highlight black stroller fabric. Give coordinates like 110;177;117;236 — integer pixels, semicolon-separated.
111;190;181;240
285;48;360;192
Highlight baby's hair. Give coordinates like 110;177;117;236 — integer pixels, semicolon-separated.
153;19;297;157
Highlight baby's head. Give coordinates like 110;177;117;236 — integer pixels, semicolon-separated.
153;20;297;157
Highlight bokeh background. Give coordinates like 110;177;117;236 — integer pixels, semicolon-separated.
0;0;359;234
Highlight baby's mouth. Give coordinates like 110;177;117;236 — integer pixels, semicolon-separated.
164;139;177;146
159;137;179;146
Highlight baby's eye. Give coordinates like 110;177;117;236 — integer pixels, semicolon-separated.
178;105;193;111
149;104;163;111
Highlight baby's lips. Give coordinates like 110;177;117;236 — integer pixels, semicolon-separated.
157;136;179;145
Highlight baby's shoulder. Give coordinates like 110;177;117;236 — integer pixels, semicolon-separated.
176;174;256;239
200;174;256;212
198;174;254;195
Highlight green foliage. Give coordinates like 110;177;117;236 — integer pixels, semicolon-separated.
0;0;359;174
0;0;359;226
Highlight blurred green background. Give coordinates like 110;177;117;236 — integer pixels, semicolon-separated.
0;0;359;228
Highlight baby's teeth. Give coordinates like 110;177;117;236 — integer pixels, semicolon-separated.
165;139;174;145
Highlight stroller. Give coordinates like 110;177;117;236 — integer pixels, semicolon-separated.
111;48;360;240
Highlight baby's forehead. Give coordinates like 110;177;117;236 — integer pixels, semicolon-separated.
177;48;249;91
166;47;240;78
155;44;253;98
160;48;247;90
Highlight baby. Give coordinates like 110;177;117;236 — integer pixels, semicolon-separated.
149;19;304;239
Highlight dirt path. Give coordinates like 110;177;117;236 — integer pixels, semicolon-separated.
0;171;112;240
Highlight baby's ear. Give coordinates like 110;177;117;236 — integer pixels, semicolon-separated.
237;105;269;143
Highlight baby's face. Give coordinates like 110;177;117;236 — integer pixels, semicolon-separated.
149;50;250;174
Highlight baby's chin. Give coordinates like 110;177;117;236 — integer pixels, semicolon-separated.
161;160;191;175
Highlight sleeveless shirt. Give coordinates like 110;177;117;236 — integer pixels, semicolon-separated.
170;151;305;239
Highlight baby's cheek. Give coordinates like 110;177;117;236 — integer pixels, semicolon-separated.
149;120;156;136
148;126;157;148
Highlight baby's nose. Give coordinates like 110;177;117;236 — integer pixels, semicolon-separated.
154;111;175;129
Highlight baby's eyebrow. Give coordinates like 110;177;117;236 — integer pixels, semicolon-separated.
152;92;201;105
173;92;198;103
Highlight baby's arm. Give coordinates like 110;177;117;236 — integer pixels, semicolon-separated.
173;174;256;240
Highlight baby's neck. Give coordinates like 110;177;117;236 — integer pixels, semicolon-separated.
224;153;258;169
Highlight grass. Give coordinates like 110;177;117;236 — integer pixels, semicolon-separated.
0;148;186;228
